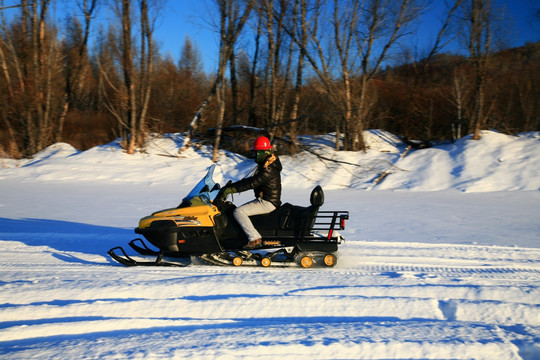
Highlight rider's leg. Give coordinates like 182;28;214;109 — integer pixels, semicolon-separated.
234;198;276;243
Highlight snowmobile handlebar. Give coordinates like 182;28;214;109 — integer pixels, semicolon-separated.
213;180;233;208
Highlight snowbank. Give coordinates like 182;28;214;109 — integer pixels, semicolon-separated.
2;130;539;192
377;131;540;191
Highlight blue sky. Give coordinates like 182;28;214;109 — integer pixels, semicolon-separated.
2;0;539;73
153;0;540;72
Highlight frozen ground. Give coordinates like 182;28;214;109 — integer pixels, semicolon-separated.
0;130;539;359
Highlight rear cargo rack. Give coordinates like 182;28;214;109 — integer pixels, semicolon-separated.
313;211;349;240
260;209;349;245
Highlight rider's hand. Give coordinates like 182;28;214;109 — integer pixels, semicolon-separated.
216;185;236;202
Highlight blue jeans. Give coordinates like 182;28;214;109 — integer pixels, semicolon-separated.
233;198;276;242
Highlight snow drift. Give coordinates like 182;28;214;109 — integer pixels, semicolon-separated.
2;130;539;192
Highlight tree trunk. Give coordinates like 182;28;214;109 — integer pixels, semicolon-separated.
466;0;493;141
211;0;255;162
138;0;153;147
121;0;136;154
248;16;262;128
288;0;306;151
229;48;239;124
57;0;97;143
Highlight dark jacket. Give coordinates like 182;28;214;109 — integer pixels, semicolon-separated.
232;154;282;207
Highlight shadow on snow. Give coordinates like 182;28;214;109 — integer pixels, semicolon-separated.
0;217;132;265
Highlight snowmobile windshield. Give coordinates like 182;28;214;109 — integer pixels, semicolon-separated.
178;165;219;208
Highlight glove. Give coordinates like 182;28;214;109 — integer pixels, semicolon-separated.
216;184;236;202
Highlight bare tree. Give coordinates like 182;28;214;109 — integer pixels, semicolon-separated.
271;0;295;141
0;0;69;156
137;0;154;149
515;61;539;132
424;0;464;63
103;0;157;154
229;47;240;124
450;66;468;140
399;0;464;140
120;0;137;153
285;0;306;151
295;0;422;151
212;0;255;162
58;0;98;143
259;0;290;138
247;15;262;127
182;0;254;161
459;0;500;140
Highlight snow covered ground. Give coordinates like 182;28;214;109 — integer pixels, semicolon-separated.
0;130;539;359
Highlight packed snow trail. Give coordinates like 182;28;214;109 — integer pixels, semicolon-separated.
0;237;538;359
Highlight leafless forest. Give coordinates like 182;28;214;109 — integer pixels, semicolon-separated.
0;0;539;159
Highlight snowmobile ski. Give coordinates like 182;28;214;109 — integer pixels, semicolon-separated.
107;246;189;267
129;238;160;256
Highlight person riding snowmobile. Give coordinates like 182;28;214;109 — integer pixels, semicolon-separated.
217;136;282;249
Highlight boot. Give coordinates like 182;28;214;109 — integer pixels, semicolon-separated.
243;238;262;250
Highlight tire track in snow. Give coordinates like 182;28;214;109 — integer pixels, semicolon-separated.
1;255;538;280
348;262;540;279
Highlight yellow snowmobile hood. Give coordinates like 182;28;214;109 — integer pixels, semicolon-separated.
138;204;220;229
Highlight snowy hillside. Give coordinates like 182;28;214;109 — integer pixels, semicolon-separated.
0;130;539;359
2;130;539;192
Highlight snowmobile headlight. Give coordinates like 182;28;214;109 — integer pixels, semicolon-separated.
172;216;201;226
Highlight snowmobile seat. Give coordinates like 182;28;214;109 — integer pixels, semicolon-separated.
298;185;324;235
248;203;293;237
310;185;325;207
249;186;323;238
279;186;324;237
278;203;293;229
223;186;325;240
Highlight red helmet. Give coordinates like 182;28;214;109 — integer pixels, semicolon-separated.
251;136;272;151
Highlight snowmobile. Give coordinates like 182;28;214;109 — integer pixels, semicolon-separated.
108;165;348;268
